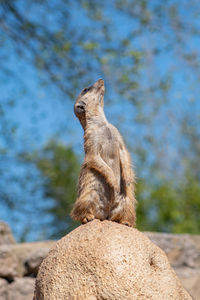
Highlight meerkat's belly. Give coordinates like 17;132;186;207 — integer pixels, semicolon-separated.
100;127;121;185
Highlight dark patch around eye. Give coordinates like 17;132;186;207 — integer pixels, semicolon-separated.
81;86;92;95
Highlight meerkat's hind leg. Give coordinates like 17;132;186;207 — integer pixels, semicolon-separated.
70;196;96;224
110;195;136;227
70;190;104;224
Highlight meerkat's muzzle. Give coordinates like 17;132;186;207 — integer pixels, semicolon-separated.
93;78;104;89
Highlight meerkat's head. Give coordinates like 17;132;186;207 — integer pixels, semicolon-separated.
74;79;105;128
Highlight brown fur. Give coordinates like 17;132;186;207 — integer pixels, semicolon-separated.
70;79;136;226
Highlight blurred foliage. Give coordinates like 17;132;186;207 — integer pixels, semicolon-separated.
137;170;200;233
29;139;200;237
24;140;80;238
0;0;200;239
36;141;80;238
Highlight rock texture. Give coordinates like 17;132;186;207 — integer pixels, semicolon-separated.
0;221;199;299
6;277;35;300
25;245;53;276
147;232;200;300
0;222;16;245
34;220;191;300
0;241;55;280
0;279;8;299
0;235;54;300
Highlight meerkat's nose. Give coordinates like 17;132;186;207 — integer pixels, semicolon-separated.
97;78;104;86
93;78;104;89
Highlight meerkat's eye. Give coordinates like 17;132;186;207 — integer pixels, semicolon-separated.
83;88;89;93
82;86;92;95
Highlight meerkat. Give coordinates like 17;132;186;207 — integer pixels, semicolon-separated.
70;79;136;227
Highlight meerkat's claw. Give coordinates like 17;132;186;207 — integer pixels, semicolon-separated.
82;214;95;224
120;221;132;227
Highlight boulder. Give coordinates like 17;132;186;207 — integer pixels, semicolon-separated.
146;232;200;299
146;232;200;269
25;245;54;276
175;268;200;300
7;277;35;300
0;240;55;280
11;241;54;277
0;245;19;280
0;222;16;245
0;278;8;300
34;220;191;300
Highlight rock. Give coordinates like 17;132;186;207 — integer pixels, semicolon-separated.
0;241;55;280
25;245;54;276
7;277;35;300
175;267;200;300
146;232;200;299
34;220;191;300
0;245;20;279
12;241;55;277
0;222;16;245
181;274;200;300
0;278;8;300
146;232;200;269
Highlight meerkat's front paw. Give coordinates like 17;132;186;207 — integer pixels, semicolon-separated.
82;214;95;224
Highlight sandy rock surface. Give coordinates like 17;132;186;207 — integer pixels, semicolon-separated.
34;220;192;300
0;245;19;279
7;277;35;300
146;231;200;299
0;222;16;245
